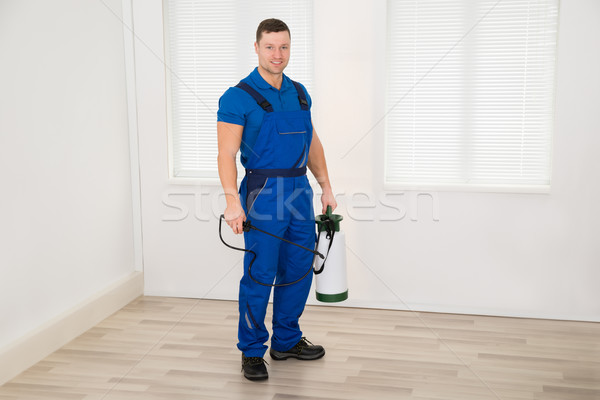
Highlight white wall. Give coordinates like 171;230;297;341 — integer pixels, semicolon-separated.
135;0;600;321
0;0;137;349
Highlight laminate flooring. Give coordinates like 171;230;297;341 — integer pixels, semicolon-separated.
0;297;599;400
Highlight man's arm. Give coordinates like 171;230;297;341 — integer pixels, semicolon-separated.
217;121;245;234
307;126;338;214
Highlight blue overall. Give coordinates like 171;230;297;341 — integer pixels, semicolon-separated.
236;80;315;358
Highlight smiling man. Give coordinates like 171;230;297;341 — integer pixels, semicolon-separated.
217;18;336;381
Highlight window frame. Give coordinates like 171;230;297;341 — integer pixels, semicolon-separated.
162;0;314;184
383;0;559;194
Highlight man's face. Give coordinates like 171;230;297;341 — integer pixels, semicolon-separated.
255;30;291;76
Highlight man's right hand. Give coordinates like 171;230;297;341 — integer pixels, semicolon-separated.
224;199;246;234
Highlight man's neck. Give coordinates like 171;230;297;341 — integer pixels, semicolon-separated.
257;66;283;90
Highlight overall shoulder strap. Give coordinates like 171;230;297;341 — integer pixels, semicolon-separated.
291;80;309;111
235;82;273;112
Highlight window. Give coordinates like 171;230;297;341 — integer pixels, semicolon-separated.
164;0;313;179
385;0;559;190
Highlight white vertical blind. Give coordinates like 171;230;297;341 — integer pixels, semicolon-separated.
385;0;559;188
164;0;313;179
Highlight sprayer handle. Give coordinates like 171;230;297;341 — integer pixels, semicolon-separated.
326;205;332;217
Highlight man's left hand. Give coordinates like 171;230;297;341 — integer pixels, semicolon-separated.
320;189;337;214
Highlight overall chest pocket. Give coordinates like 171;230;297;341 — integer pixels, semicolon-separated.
276;117;310;135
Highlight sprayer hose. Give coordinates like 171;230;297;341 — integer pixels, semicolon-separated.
218;215;315;287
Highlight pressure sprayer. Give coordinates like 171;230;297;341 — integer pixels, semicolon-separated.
218;206;348;303
313;206;348;302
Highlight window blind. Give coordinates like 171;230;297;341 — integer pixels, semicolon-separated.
164;0;313;179
385;0;559;189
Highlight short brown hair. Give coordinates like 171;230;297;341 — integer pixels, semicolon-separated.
256;18;290;43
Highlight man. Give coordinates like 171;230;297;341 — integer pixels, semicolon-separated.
217;18;337;381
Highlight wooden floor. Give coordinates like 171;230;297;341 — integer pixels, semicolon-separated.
0;297;599;400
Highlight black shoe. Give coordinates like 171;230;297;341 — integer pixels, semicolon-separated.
270;337;325;361
241;354;268;381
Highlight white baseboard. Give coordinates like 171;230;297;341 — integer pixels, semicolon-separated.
0;271;144;386
306;297;600;323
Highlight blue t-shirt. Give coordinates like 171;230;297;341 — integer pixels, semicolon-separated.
217;67;312;165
